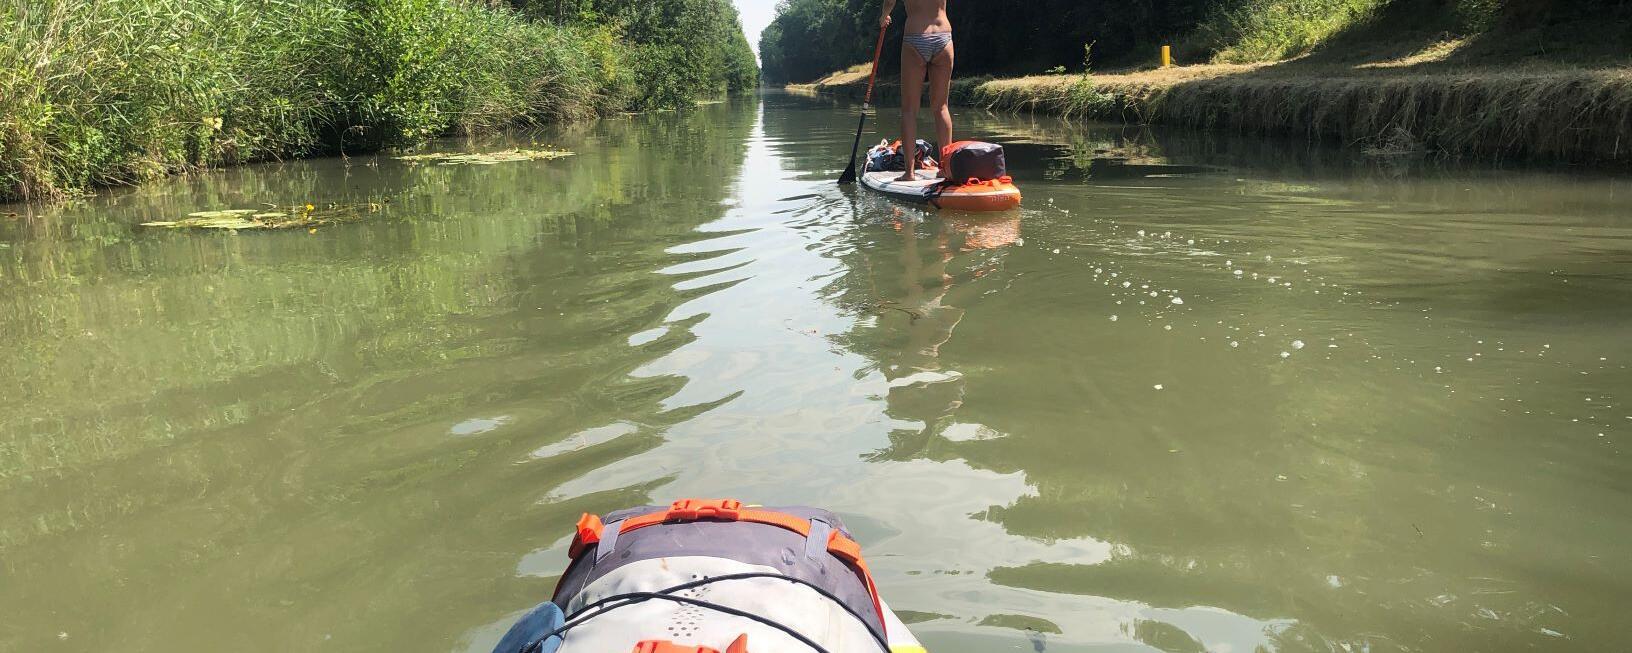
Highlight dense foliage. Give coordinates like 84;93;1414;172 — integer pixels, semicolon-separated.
758;0;1621;83
513;0;760;108
0;0;758;201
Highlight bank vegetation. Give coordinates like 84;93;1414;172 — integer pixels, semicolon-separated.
0;0;758;202
771;0;1632;163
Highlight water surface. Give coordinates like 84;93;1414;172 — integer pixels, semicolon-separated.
3;92;1631;652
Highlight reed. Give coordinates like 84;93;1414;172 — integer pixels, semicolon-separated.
0;0;635;202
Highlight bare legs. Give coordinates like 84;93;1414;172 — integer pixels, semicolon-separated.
927;43;954;179
897;45;925;183
897;41;954;182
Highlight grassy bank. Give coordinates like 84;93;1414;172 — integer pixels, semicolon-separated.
797;61;1632;163
788;0;1632;165
0;0;756;203
777;0;1632;163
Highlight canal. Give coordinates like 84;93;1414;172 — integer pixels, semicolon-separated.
3;91;1630;652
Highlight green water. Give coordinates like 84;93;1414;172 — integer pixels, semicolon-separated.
3;92;1631;652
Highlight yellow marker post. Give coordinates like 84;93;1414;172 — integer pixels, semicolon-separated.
1161;45;1172;68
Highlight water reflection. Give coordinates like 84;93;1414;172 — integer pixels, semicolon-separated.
0;101;758;651
4;92;1631;653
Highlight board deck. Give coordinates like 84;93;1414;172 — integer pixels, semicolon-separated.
860;169;943;199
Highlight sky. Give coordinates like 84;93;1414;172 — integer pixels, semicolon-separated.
732;0;779;59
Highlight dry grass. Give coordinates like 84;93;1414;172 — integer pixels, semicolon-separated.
799;59;1632;163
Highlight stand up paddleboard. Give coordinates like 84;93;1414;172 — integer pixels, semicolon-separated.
862;140;1021;212
861;168;1021;212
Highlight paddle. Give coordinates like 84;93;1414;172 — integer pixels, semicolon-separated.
837;24;889;185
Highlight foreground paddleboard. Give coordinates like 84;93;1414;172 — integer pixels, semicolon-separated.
861;169;1021;212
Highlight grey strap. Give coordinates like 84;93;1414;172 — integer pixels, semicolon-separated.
805;518;832;560
595;519;625;563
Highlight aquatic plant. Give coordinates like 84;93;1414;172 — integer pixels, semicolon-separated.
394;148;576;166
141;202;386;230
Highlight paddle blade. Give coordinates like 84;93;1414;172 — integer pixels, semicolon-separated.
837;112;869;185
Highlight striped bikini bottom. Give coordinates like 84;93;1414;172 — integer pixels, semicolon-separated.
904;32;953;63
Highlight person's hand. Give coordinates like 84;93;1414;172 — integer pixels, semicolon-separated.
881;14;891;28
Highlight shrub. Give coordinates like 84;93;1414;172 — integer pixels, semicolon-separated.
1;0;756;201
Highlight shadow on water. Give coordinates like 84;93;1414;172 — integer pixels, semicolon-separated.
0;100;758;651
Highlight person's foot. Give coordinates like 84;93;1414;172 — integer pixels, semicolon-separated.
895;172;917;182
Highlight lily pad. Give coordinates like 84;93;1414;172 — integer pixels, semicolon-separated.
394;148;575;166
144;202;385;231
185;209;257;219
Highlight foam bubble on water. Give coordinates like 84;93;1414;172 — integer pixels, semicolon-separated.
1234;269;1244;276
1149;291;1159;297
1265;255;1273;262
1122;281;1132;288
1281;351;1291;359
1171;297;1184;305
1164;325;1173;331
1153;384;1164;390
1230;341;1240;348
1292;340;1305;350
1225;260;1232;266
1095;268;1103;274
1187;239;1195;245
1052;248;1061;254
1109;315;1119;321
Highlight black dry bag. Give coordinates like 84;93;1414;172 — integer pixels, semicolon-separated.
944;141;1007;183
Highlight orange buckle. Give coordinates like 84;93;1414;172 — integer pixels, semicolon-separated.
569;513;604;558
632;641;719;653
666;498;743;522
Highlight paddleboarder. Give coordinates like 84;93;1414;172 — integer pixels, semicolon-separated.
882;0;953;182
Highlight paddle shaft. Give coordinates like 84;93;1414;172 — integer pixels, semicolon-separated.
839;24;889;183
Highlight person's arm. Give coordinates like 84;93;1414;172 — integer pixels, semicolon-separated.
881;0;895;27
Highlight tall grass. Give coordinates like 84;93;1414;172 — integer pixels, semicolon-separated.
1;0;352;200
938;68;1632;164
1200;0;1389;63
0;0;637;202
